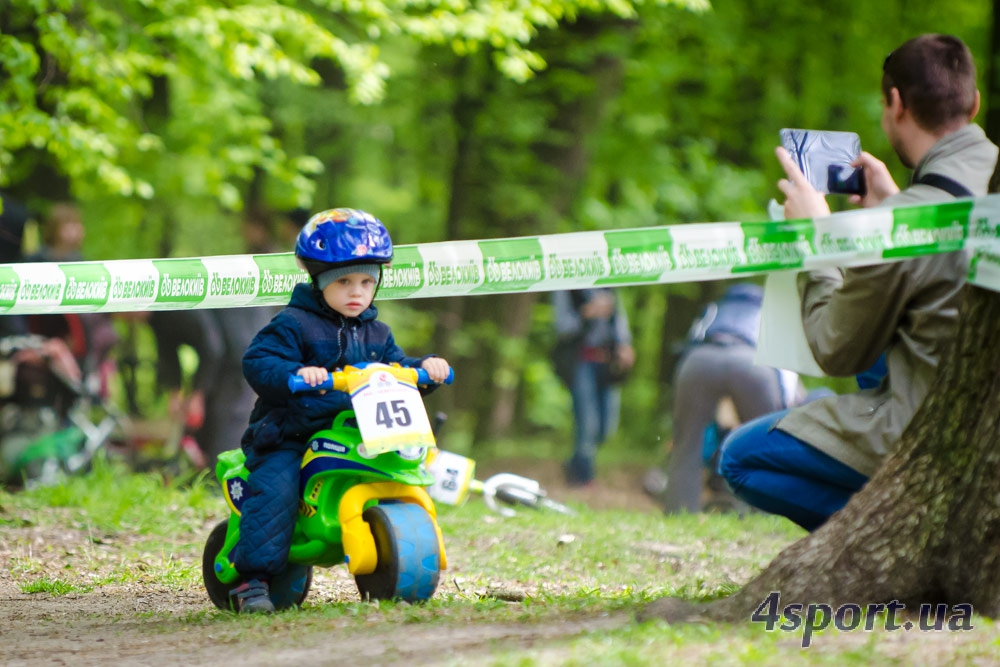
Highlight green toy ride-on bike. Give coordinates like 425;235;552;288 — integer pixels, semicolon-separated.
202;362;453;612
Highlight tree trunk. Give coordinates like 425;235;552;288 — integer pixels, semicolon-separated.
434;19;632;446
478;19;629;439
484;291;538;439
646;283;1000;623
989;0;1000;193
428;51;490;439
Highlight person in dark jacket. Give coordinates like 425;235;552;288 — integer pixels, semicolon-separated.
146;308;225;467
0;197;81;401
551;288;634;486
230;208;451;613
25;202;118;395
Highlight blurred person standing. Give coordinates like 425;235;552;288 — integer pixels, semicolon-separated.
30;202;85;262
26;203;118;394
198;213;283;464
147;309;225;467
0;196;84;483
551;288;635;486
0;193;30;268
147;212;282;466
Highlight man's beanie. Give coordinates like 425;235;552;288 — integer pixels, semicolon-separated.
316;263;382;290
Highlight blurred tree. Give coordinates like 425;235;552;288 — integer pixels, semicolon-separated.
0;0;992;457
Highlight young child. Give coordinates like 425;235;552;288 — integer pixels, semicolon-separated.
230;208;451;613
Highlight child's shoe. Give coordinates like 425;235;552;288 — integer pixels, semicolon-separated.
230;579;274;614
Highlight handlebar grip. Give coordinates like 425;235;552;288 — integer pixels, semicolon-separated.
416;367;455;386
287;375;334;394
288;366;454;393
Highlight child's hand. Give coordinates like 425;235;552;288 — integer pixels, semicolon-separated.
421;357;451;384
297;366;329;387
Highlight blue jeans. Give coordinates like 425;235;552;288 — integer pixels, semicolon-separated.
717;410;868;531
565;361;620;485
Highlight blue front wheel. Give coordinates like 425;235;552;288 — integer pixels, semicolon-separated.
354;503;441;602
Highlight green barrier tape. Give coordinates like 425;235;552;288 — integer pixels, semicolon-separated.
2;194;1000;315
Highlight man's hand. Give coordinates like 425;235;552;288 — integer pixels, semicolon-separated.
775;147;832;219
848;151;899;207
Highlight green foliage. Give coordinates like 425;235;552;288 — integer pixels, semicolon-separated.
0;0;702;203
0;0;994;454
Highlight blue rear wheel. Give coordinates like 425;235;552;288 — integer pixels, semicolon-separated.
354;502;441;602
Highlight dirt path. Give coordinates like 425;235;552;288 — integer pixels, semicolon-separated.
1;458;657;666
0;577;631;666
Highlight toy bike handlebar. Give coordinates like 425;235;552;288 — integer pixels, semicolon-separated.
287;365;454;394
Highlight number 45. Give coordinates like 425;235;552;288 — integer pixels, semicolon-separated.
375;400;412;428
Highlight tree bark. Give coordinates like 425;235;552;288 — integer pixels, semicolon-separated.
644;283;1000;623
479;19;629;439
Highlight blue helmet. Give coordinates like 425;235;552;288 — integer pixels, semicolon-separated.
294;208;393;279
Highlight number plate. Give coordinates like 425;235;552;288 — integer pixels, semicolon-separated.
426;450;477;506
347;368;435;456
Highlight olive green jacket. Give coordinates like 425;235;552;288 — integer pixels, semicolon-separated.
777;124;999;476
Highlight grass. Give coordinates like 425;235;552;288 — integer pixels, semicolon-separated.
19;577;88;595
2;457;998;665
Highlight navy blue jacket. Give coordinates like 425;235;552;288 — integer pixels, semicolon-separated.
241;282;424;452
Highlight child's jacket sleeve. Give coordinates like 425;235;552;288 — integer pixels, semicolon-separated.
242;312;352;439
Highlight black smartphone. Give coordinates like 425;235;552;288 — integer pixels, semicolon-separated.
779;129;866;196
827;163;866;196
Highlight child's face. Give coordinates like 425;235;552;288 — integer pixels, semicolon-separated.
321;272;377;317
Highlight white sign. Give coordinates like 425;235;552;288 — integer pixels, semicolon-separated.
349;369;435;455
427;450;477;506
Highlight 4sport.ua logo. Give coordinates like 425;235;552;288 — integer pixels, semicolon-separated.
751;591;974;648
